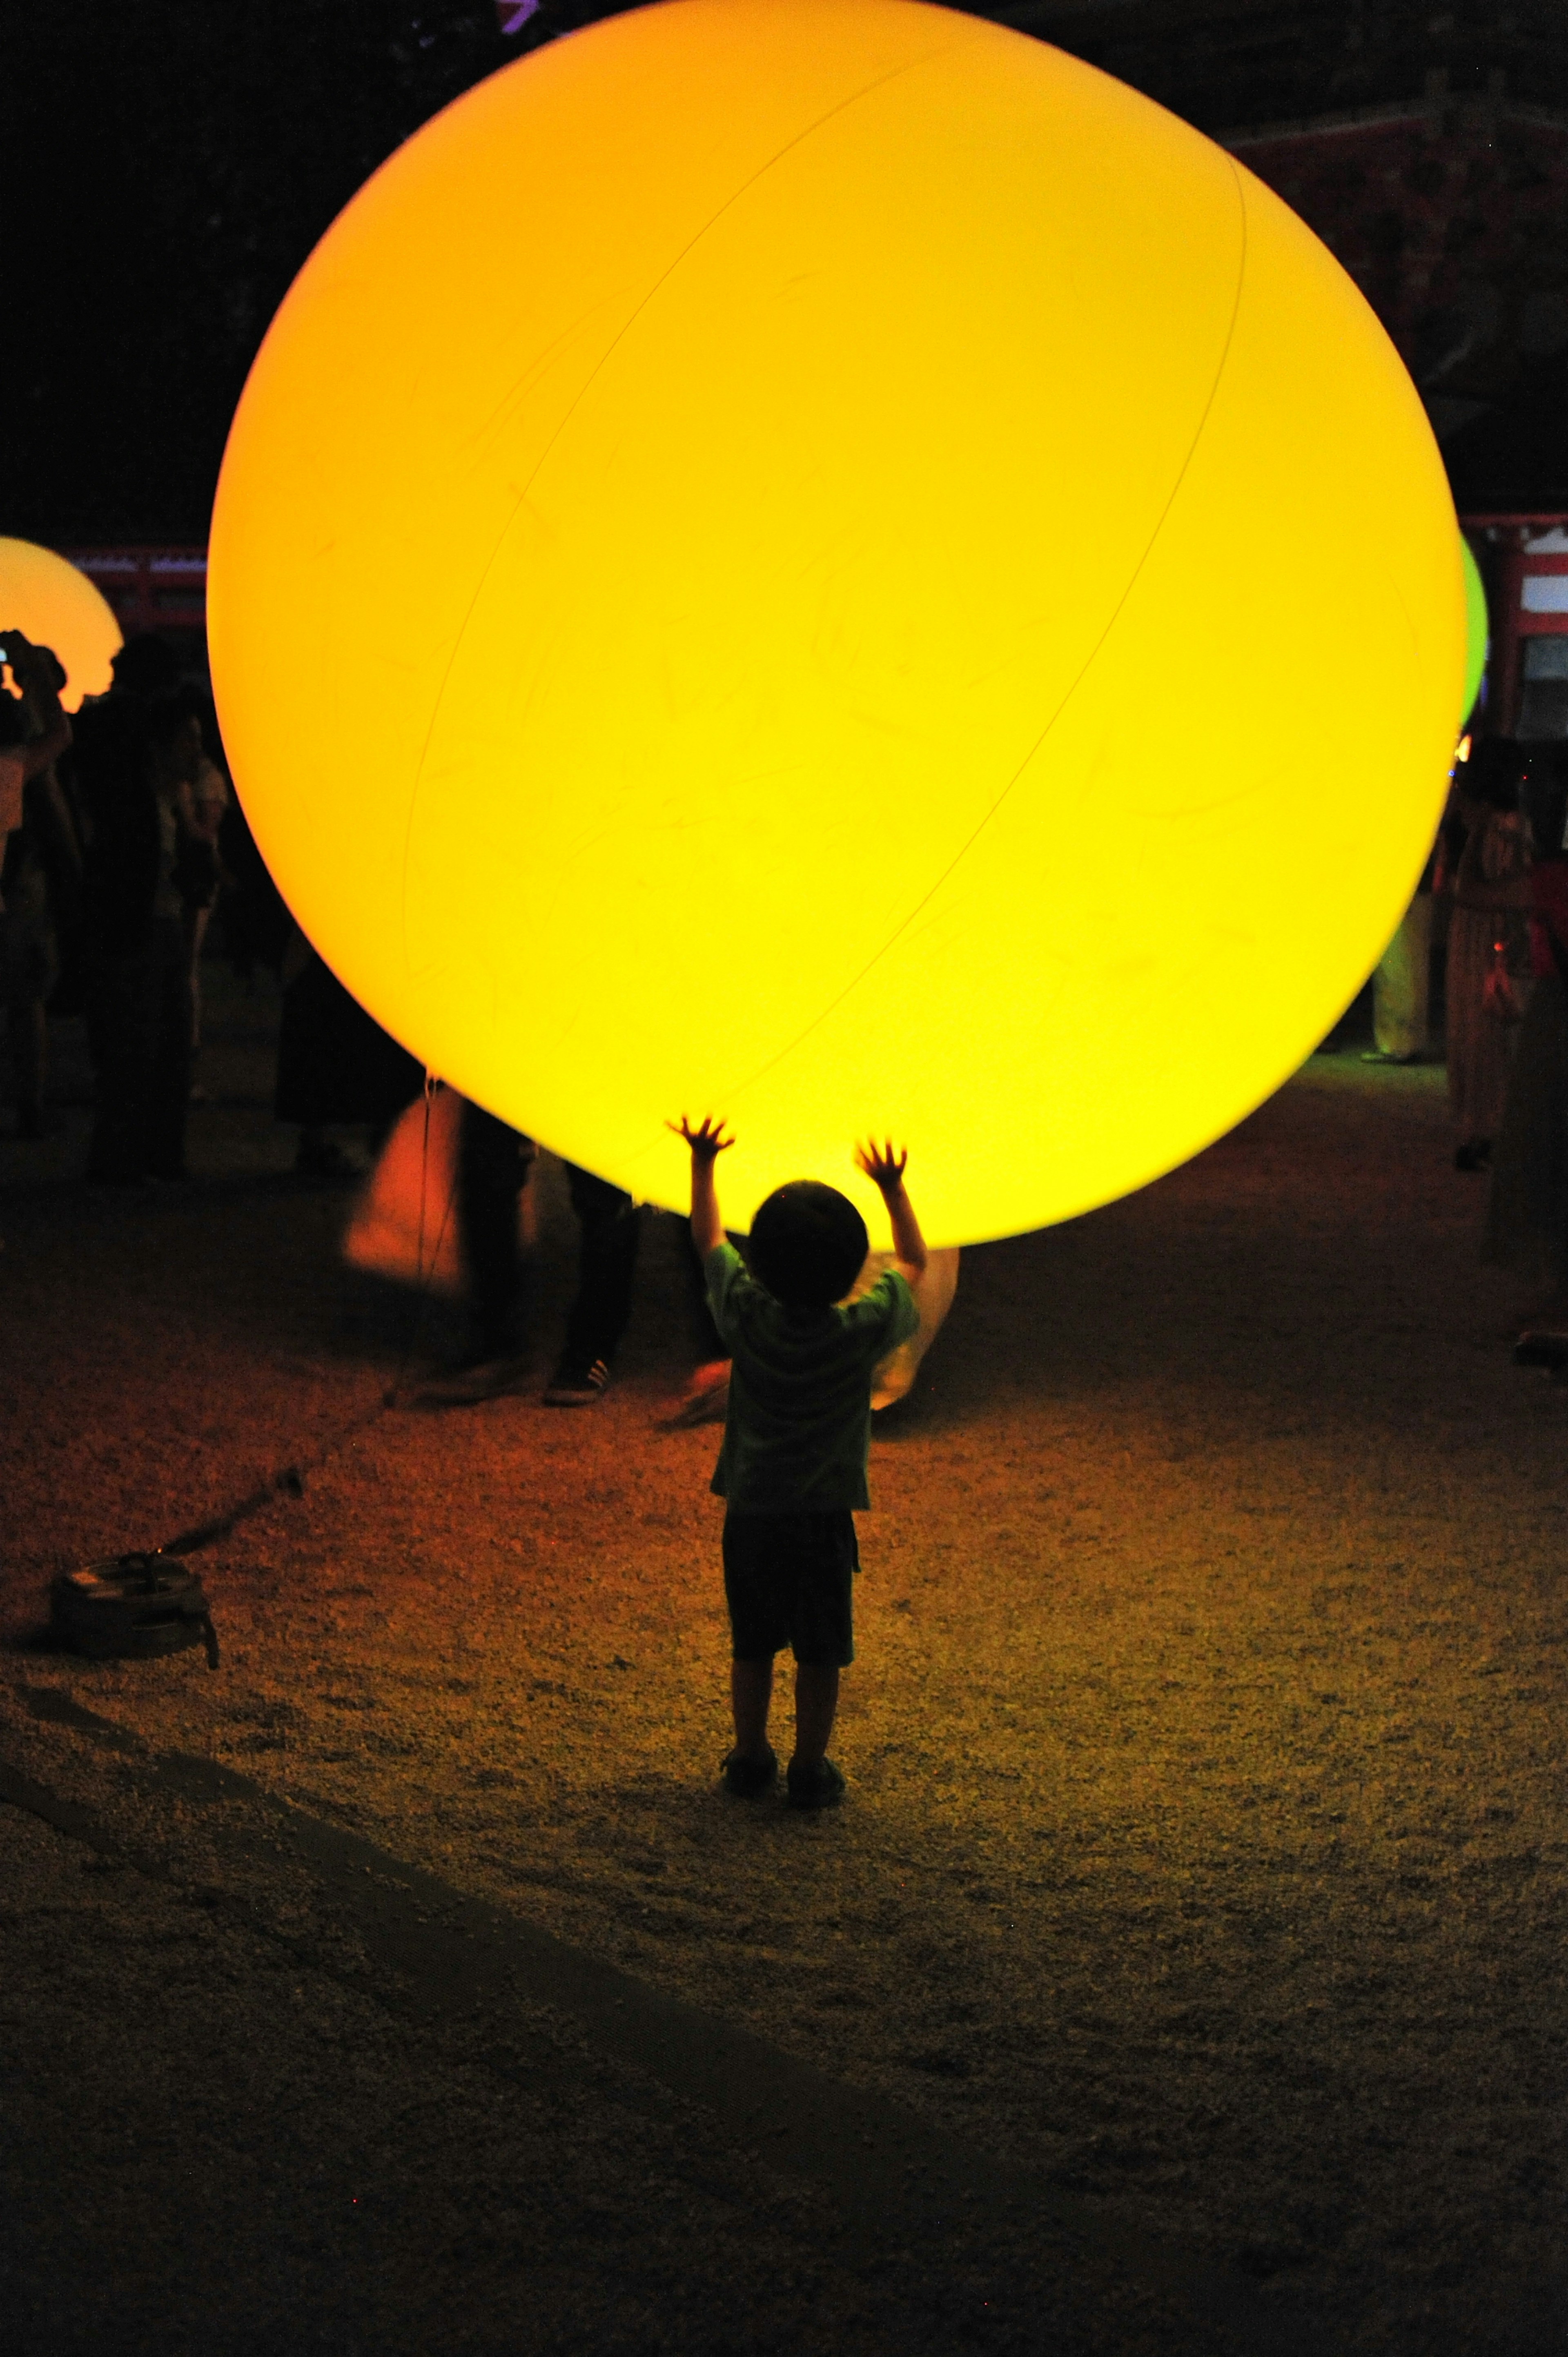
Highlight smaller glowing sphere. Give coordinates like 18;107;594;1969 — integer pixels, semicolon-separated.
1461;539;1488;724
0;539;122;712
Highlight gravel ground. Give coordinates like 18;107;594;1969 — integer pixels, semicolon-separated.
1;969;1565;2356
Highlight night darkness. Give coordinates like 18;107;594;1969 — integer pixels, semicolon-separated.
5;11;1568;2357
12;0;1568;541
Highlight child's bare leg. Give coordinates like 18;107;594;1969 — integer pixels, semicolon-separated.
792;1663;840;1769
730;1657;774;1760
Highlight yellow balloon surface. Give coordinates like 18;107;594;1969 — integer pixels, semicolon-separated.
0;538;122;713
209;0;1464;1246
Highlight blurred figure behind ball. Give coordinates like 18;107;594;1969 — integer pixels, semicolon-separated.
0;636;76;1138
74;683;209;1183
1486;748;1568;1321
1444;741;1532;1174
184;715;230;1099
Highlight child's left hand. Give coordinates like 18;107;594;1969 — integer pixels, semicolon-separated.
853;1137;909;1194
668;1114;733;1165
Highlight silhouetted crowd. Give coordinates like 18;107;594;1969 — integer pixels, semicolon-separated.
7;623;1568;1361
1356;731;1568;1328
0;630;273;1180
0;626;724;1404
1447;740;1568;1329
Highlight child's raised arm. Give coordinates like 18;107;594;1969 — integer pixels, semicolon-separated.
668;1115;733;1258
853;1138;927;1290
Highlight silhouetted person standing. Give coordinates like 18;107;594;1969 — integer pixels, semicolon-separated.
75;683;207;1183
0;635;76;1136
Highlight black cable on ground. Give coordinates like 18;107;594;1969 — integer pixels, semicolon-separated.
153;1074;458;1566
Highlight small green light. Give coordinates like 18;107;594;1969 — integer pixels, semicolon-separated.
1461;537;1488;724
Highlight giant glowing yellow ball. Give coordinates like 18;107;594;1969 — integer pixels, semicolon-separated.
209;0;1465;1247
0;538;122;713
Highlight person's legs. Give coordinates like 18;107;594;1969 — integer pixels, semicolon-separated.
185;901;214;1100
791;1662;840;1769
550;1163;641;1392
721;1514;788;1789
458;1100;533;1361
783;1513;855;1805
1368;892;1433;1060
5;989;47;1134
730;1657;774;1761
186;902;212;1050
86;942;158;1181
1486;973;1568;1316
147;918;194;1177
2;907;55;1134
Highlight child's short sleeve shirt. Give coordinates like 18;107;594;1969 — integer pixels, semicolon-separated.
705;1242;920;1512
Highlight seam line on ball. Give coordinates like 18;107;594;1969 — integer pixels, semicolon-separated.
396;38;960;979
640;155;1254;1154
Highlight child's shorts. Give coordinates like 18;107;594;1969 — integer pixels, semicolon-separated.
722;1508;858;1668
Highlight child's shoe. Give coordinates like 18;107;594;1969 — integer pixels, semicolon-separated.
665;1359;731;1428
785;1757;845;1811
721;1745;777;1798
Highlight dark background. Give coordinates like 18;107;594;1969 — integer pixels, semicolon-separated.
8;0;1567;541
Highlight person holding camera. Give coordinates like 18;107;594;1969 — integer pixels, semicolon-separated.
0;633;76;1138
73;668;210;1183
0;631;72;860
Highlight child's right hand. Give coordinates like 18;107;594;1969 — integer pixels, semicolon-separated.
668;1114;733;1164
854;1138;909;1194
